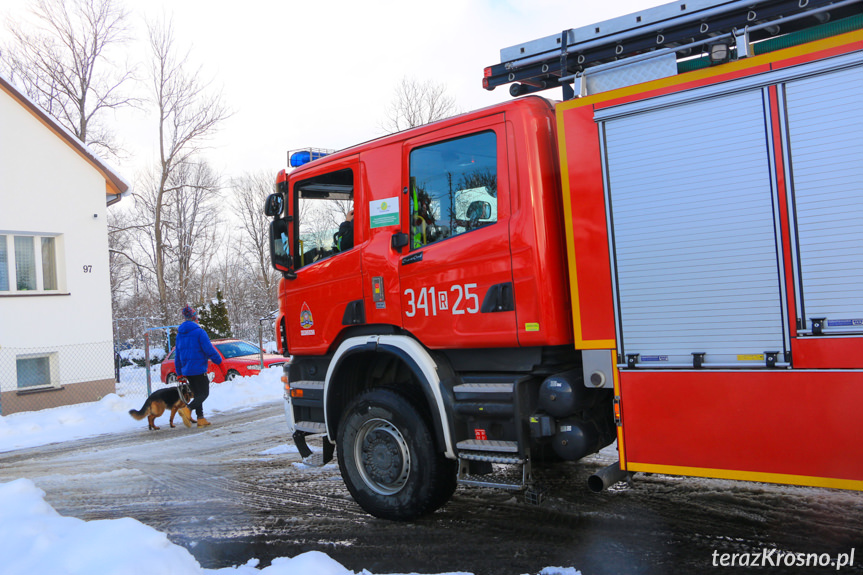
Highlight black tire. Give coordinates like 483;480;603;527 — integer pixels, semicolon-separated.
225;369;240;381
337;388;456;520
166;372;177;385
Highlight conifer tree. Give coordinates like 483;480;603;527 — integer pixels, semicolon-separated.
199;289;232;339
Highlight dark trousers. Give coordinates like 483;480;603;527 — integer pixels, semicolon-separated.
185;374;210;418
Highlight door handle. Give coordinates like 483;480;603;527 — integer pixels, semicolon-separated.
391;232;409;251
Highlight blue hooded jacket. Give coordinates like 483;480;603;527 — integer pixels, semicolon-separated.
175;320;223;377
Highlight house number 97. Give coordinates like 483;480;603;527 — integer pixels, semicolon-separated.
83;265;93;273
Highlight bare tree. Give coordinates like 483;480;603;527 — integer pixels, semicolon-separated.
231;172;276;284
166;161;222;306
380;76;460;134
131;158;223;321
144;16;229;324
1;0;136;157
231;172;280;310
107;208;144;302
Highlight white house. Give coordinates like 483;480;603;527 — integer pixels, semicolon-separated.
0;73;129;415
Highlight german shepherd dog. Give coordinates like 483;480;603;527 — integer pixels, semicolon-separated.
128;387;195;430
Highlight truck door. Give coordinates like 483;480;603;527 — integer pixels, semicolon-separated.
398;115;517;348
283;155;364;356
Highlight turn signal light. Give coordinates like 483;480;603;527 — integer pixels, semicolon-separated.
290;388;304;398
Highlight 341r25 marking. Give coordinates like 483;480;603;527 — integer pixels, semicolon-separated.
404;284;479;317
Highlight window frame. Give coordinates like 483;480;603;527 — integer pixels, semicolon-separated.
0;233;63;295
16;352;59;390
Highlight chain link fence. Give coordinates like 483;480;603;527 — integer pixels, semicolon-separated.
1;341;118;416
1;329;178;416
0;318;281;416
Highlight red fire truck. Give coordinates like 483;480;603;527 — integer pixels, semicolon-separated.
265;0;863;520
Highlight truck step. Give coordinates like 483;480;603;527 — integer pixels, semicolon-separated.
302;452;329;467
457;439;532;490
457;439;518;452
458;474;526;491
458;452;524;465
457;439;523;464
453;382;514;401
290;380;325;390
453;383;517;417
295;420;326;434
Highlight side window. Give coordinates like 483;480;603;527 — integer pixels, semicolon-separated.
409;131;497;250
294;168;354;269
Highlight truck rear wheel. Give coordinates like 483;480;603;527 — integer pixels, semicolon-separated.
337;388;455;520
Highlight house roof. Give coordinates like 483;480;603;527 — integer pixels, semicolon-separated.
0;73;130;205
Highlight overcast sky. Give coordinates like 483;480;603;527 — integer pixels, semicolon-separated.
1;0;660;183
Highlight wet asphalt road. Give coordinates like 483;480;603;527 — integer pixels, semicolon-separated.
1;401;862;575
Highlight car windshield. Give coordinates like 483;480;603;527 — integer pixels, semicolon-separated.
215;341;261;359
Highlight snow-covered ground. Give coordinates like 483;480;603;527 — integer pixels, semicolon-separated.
0;366;582;575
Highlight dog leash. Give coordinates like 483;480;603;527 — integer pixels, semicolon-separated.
176;376;193;406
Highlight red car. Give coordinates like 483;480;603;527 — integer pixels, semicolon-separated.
161;338;287;384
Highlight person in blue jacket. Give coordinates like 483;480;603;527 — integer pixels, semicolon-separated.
175;305;223;427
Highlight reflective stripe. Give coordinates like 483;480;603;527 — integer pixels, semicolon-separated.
627;462;863;491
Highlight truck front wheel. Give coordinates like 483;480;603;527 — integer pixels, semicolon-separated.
337;388;455;520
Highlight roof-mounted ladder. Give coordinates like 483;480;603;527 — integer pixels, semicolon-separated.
483;0;863;99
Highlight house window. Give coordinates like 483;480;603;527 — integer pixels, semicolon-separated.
17;354;56;389
0;235;8;291
15;236;37;290
42;237;57;291
0;234;62;293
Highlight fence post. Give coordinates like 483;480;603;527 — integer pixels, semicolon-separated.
144;331;152;396
258;322;265;369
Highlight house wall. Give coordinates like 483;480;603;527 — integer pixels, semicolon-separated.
0;87;117;414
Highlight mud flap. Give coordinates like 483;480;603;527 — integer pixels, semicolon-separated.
292;430;313;459
294;430;335;467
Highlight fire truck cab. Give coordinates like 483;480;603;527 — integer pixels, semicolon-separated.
266;96;616;519
267;0;863;520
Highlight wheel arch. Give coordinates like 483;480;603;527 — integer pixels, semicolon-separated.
324;335;456;458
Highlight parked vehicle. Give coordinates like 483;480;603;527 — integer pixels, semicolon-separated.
265;0;863;520
161;339;286;384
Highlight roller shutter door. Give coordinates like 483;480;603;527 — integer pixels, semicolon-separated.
785;66;863;335
602;89;786;367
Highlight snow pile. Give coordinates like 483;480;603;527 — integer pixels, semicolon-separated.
205;366;284;412
0;478;360;575
0;478;201;575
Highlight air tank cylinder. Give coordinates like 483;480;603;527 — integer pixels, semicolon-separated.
552;418;600;461
538;369;594;418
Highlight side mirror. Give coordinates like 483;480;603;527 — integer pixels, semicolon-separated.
264;193;285;217
467;200;492;221
268;219;295;278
